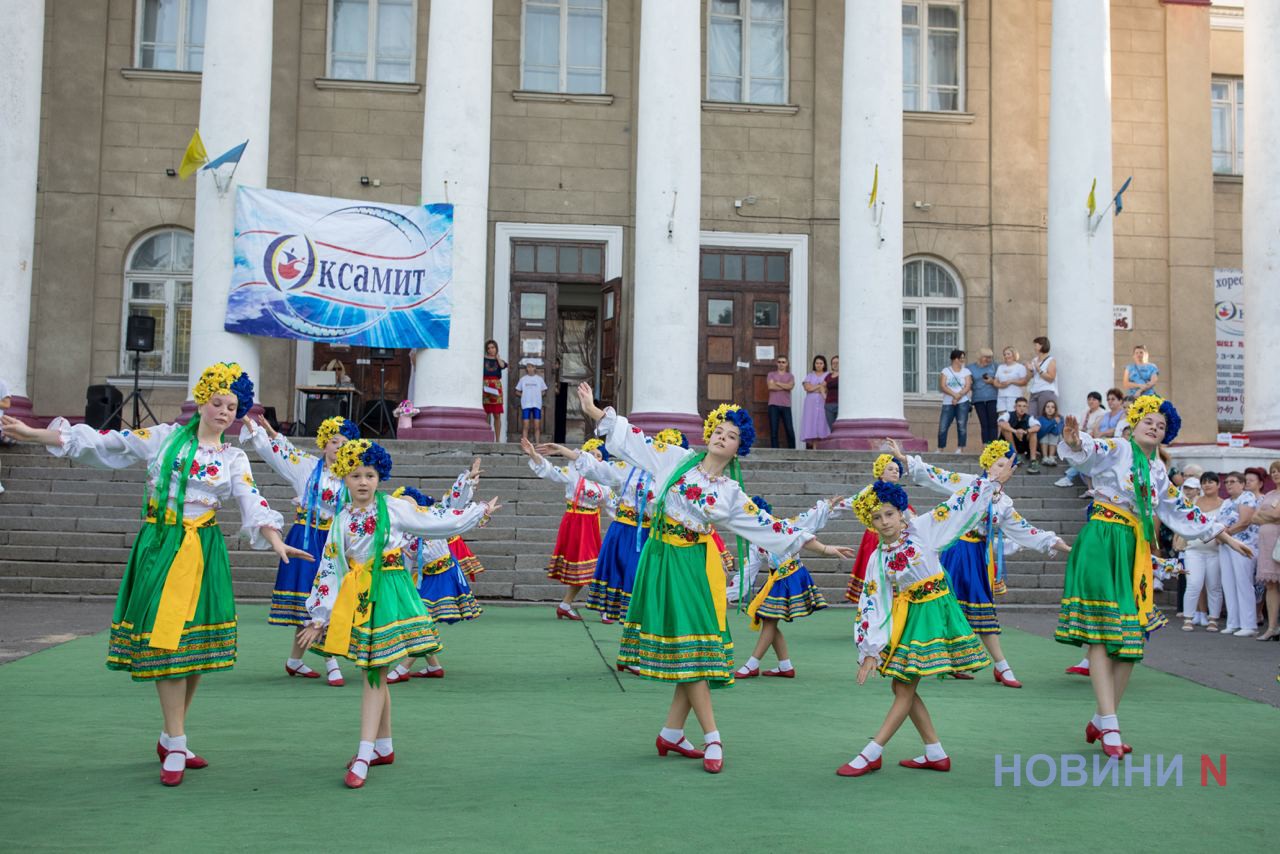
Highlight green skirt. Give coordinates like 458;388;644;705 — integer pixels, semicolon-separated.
618;538;734;687
311;567;441;670
880;589;991;682
107;523;237;682
1055;516;1146;660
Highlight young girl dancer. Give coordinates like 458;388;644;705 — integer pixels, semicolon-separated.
577;383;855;774
734;495;838;679
1055;395;1252;756
522;436;608;620
297;439;500;788
241;414;359;686
886;437;1069;688
1;362;308;786
844;453;911;605
839;474;1007;778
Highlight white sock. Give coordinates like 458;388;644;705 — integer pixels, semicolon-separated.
777;658;793;671
660;727;683;744
161;731;194;759
425;663;443;672
1076;657;1089;670
351;741;375;780
739;656;760;672
326;657;341;672
374;737;393;757
994;659;1010;673
703;730;722;761
1099;714;1122;748
925;741;947;761
287;657;304;669
1091;713;1103;729
163;735;187;772
848;739;883;769
392;663;410;678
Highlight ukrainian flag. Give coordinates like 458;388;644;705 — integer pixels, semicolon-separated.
178;130;208;179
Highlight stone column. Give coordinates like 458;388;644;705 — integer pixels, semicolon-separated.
1046;0;1113;423
1243;0;1280;446
0;0;44;421
824;0;922;449
402;0;494;441
625;0;703;438
184;0;272;414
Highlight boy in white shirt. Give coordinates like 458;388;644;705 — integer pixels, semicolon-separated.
515;362;548;442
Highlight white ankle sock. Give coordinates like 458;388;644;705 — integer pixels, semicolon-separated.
849;740;883;769
351;741;375;780
703;730;722;761
925;741;947;761
777;659;793;671
1091;713;1103;729
326;658;341;671
1099;714;1122;747
392;663;410;678
163;735;187;772
660;727;683;744
425;663;443;672
287;657;304;669
374;737;393;756
161;731;194;759
1076;657;1089;670
994;659;1010;673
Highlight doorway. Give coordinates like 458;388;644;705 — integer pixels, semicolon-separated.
312;343;411;438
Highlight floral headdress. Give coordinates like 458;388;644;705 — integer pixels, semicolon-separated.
582;437;610;461
391;485;435;507
1127;394;1181;444
852;480;910;527
872;453;905;480
703;403;756;456
654;428;689;450
979;439;1016;472
193;362;254;418
332;438;393;481
315;416;360;449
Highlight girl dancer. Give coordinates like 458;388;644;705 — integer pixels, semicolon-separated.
1;362;307;786
839;474;1005;778
241;413;359;686
735;495;837;679
297;439;500;788
1055;395;1252;756
844;453;911;605
887;437;1069;688
577;383;855;774
522;435;608;620
448;535;485;581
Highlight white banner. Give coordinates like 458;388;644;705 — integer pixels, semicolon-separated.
1214;268;1244;423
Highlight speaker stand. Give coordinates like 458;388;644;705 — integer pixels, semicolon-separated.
359;358;394;438
106;353;159;430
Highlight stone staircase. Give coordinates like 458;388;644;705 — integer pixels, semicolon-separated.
0;440;1105;607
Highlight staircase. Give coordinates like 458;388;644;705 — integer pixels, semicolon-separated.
0;440;1106;607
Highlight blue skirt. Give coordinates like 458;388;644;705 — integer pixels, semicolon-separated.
268;521;329;627
417;558;483;624
586;519;648;622
752;564;827;622
941;537;1000;635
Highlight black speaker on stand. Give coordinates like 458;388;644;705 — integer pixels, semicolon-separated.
359;348;396;438
106;315;159;429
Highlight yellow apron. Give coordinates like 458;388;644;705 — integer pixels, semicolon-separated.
323;548;404;656
885;572;948;665
148;509;219;651
1089;501;1155;625
746;558;800;630
656;519;728;632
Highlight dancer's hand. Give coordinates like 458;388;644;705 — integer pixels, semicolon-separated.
265;529;314;564
253;414;278;439
297;623;325;647
882;437;905;459
536;442;578;460
1063;415;1082;451
1220;534;1253;559
482;497;503;516
577;382;605;422
469;457;484;480
856;658;878;685
0;415;45;443
520;436;541;462
1052;538;1071;554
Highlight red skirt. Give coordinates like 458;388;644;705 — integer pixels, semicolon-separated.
447;536;485;580
845;529;878;604
547;509;602;586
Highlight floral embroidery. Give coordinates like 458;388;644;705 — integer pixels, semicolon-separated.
321;488;335;502
864;580;878;597
932;505;950;521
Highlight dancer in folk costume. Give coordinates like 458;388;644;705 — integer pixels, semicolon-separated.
885;436;1070;688
577;383;855;773
522;435;609;621
1054;395;1251;756
297;440;500;788
839;474;1010;778
448;535;485;581
240;413;359;686
733;495;840;680
2;362;309;786
844;453;913;605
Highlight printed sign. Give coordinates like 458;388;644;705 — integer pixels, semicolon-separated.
1214;268;1244;423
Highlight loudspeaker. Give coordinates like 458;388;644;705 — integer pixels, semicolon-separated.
125;314;156;352
369;347;394;360
85;384;123;431
304;396;343;437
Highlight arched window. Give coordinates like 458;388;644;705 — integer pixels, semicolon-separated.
902;256;964;396
121;229;194;375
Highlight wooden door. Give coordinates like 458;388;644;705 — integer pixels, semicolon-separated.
700;290;742;413
508;281;558;440
557;307;599;444
599;276;622;407
742;291;789;435
698;290;789;437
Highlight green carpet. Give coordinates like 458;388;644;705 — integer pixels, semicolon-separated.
0;604;1271;852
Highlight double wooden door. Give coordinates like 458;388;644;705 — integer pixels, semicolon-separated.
698;287;789;439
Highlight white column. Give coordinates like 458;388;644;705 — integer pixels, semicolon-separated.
627;0;702;434
0;0;44;419
404;0;493;440
185;0;272;405
1046;0;1113;420
1243;1;1280;445
826;0;917;448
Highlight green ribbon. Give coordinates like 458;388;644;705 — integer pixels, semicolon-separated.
145;416;203;528
366;491;391;687
1128;438;1156;546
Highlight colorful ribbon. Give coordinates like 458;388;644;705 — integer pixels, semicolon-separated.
147;510;218;651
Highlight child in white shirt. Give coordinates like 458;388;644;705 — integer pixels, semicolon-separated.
515;362;548;442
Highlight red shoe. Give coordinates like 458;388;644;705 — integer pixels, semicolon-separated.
950;671;975;680
836;754;882;777
556;606;583;621
156;742;208;769
702;741;723;774
160;764;184;787
1085;722;1132;754
386;669;412;685
655;734;705;759
347;751;394;769
898;756;951;772
763;667;796;678
327;671;345;687
344;759;369;789
1096;730;1127;759
600;617;616;625
993;669;1023;689
734;666;760;679
1065;665;1090;677
412;667;446;678
285;662;321;679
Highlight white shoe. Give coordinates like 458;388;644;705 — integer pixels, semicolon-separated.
1221;627;1241;636
1054;476;1074;488
0;481;6;494
1233;629;1257;638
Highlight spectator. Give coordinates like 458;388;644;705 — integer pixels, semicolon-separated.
1253;460;1280;641
800;355;831;448
1097;388;1127;437
998;397;1041;473
483;339;508;441
1055;392;1105;488
1219;471;1260;637
937;349;972;454
515;361;548;443
1122;345;1159;396
993;346;1029;417
1027;336;1058;418
968;348;999;444
1183;472;1225;631
766;356;797;449
824;356;840;429
1037;399;1063;467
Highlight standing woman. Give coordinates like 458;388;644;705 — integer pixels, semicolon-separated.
1055;395;1252;755
993;346;1029;418
482;339;508;441
937;349;973;454
800;355;831;448
1181;472;1224;632
576;383;854;774
825;356;840;429
1218;471;1261;637
1;363;309;786
241;413;359;686
1253;462;1280;640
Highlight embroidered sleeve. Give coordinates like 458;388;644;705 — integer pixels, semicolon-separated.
1155;468;1224;542
856;551;891;663
1059;432;1128;474
529;456;575;487
444;470;474;508
708;482;814;558
596;408;690;483
993;495;1059;555
913;477;1000;553
387;492;489;539
45;417;176;469
907;454;976;496
238;420;316;498
228;448;284;550
306;525;344;626
741;546;769;596
572;453;628;488
791;499;835;535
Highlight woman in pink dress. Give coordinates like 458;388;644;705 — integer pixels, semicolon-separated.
1254;461;1280;641
800;356;831;448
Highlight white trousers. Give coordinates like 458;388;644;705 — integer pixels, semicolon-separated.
1218;546;1258;632
1182;549;1222;619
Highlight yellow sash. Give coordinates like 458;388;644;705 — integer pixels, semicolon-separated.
1090;501;1154;624
565;504;600;516
656;519;727;632
614;505;650;527
746;558;800;629
323;548;404;656
293;507;333;530
886;573;948;663
148;509;219;651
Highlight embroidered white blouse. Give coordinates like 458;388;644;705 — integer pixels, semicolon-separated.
402;471;478;568
741;499;838;593
1218;491;1260;548
47;418;282;548
239;422;346;522
571;454;656;523
529;457;610;511
595;409;815;557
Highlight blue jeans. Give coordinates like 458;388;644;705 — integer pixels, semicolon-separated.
938;401;971;449
768;404;795;449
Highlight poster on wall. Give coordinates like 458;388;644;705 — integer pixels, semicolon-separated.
1214;267;1244;424
225;187;453;348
